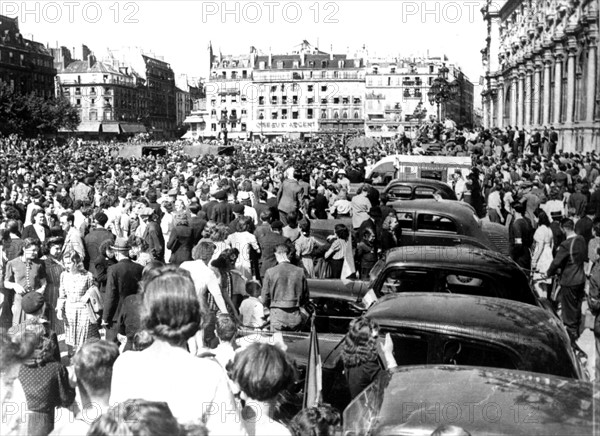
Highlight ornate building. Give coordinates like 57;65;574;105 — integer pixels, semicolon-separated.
481;0;599;152
0;15;56;98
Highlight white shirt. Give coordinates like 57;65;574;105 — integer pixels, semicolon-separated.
110;341;245;436
240;297;265;328
180;260;228;314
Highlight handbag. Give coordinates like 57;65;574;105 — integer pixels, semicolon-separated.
86;285;103;323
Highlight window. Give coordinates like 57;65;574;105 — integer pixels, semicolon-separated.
241;123;247;131
390;67;396;74
282;109;288;119
333;97;339;104
241;109;247;115
416;214;457;233
342;97;349;104
307;97;314;104
386;333;429;366
321;98;328;104
242;70;248;78
259;96;264;105
380;269;436;294
354;111;360;119
259;61;265;69
292;111;299;119
90;99;95;105
414;187;437;199
321;85;327;92
440;340;516;370
292;96;298;104
307;108;313;119
277;61;284;69
76;98;81;106
321;110;327;119
293;61;299;68
321;60;327;68
396;211;414;229
282;96;287;104
333;111;339;119
308;85;314;92
271;96;278;104
231;122;236;129
90;87;96;94
272;111;278;120
75;87;81;95
271;86;277;92
89;110;97;121
342;111;348;119
211;109;216;116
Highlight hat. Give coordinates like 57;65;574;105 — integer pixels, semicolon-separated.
21;292;45;314
233;204;245;214
94;212;109;227
139;207;154;217
337;169;346;175
110;237;130;253
168;188;178;196
271;220;283;231
213;191;227;201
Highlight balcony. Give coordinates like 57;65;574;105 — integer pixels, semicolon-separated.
217;88;240;96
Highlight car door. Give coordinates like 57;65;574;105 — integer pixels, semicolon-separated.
395;209;415;246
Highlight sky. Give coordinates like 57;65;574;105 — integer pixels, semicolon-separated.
1;0;490;82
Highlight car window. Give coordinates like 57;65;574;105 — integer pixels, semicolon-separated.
388;185;412;200
420;169;444;181
380;269;437;294
414;187;436;199
385;333;429;366
417;214;457;233
395;212;414;230
443;273;498;297
442;340;517;370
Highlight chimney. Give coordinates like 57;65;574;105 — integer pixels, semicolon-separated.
300;50;305;67
330;44;333;61
88;54;96;68
268;47;272;68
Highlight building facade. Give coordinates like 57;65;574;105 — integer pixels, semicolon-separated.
102;47;176;136
200;42;475;140
481;0;599;151
56;55;147;135
0;15;56;98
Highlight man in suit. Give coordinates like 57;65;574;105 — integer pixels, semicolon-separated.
84;212;115;274
102;238;143;343
60;212;85;259
277;168;304;226
188;203;207;245
262;244;309;332
257;220;294;280
547;219;587;344
210;190;233;225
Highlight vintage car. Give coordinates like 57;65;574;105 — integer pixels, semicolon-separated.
310;199;507;254
383;178;457;201
244;293;585;412
343;365;594;436
307;245;550;333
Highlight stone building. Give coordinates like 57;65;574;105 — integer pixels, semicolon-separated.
0;15;55;98
481;0;599;151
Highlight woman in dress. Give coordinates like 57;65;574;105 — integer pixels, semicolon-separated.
225;217;260;280
210;223;231;263
531;210;554;300
294;221;320;278
167;211;194;266
4;238;46;326
380;214;402;253
324;224;353;279
22;209;51;243
160;201;174;263
42;237;65;334
56;251;100;358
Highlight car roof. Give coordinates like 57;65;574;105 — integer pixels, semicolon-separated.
366;365;593;436
366;293;565;348
383;245;516;272
388;198;476;216
385;178;453;190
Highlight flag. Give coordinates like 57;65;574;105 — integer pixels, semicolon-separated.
303;315;322;409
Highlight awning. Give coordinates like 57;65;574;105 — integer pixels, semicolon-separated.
184;115;205;124
102;123;121;133
121;124;147;133
76;122;101;132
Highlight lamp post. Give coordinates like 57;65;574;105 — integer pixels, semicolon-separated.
427;64;460;123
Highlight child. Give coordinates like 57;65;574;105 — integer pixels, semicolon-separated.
213;314;239;370
239;280;267;329
355;227;378;279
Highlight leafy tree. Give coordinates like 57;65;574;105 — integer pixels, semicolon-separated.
0;82;80;136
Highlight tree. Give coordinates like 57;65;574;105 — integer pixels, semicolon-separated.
0;82;80;137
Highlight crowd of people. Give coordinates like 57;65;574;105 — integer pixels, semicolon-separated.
0;126;599;435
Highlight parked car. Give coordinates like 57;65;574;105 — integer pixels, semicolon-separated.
243;293;585;412
343;365;594;436
310;199;505;254
383;178;457;201
307;245;548;331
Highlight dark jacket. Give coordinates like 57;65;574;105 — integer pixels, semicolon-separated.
588;262;600;334
547;235;587;287
189;216;207;245
575;215;594;247
262;261;308;309
103;258;143;324
22;224;51;242
93;255;117;294
84;227;115;274
167;225;194;265
211;201;233;225
118;293;143;350
258;231;294;278
143;221;165;262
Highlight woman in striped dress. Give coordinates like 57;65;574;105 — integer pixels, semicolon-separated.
56;251;100;358
42;237;65;335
